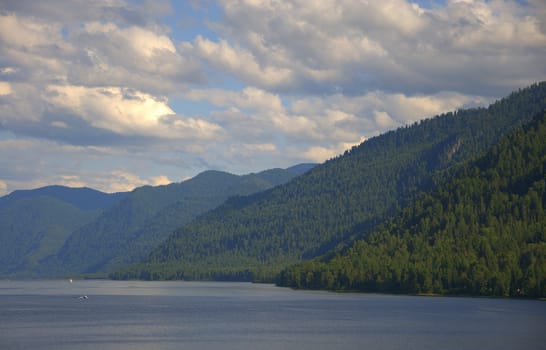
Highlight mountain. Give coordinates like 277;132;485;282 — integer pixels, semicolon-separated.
0;187;126;276
278;112;546;298
38;165;314;276
285;163;317;175
111;82;546;282
0;185;127;211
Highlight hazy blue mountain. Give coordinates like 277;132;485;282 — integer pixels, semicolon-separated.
0;197;90;275
0;185;127;211
39;165;315;276
285;163;316;175
0;186;126;276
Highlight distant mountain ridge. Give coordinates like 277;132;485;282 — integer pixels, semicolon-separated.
0;185;127;211
46;166;315;276
0;164;315;277
111;82;546;283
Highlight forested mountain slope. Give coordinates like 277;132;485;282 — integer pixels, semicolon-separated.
112;82;546;281
279;112;546;298
42;166;313;276
0;187;126;277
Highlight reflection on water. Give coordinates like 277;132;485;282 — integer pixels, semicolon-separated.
0;280;544;350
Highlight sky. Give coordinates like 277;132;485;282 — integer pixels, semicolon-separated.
1;0;545;195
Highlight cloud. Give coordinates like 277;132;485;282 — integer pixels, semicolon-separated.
0;0;172;27
192;36;293;89
47;85;222;141
186;86;284;113
107;170;161;192
0;13;62;49
47;85;175;134
84;22;176;57
0;7;215;146
242;143;277;153
211;0;546;95
74;21;203;91
1;0;544;194
0;82;12;96
0;83;223;145
0;137;176;194
150;175;172;186
302;145;339;163
52;171;173;193
0;11;202;94
373;111;398;129
0;180;7;196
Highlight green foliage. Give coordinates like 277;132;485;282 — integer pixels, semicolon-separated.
278;112;546;298
117;82;546;284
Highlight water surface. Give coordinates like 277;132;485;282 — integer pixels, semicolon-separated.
0;280;544;350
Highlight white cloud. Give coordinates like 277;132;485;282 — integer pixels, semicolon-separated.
374;111;398;129
77;21;197;84
0;83;223;144
47;85;175;134
0;9;211;144
436;0;546;51
0;12;202;94
107;170;154;192
242;143;277;153
193;36;293;89
55;171;173;193
0;14;63;49
0;14;72;85
84;22;176;57
150;175;172;186
0;180;8;196
213;0;546;95
186;86;284;113
0;67;15;74
302;145;339;163
57;175;87;189
0;82;12;96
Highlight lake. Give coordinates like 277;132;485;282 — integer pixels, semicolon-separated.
0;280;544;350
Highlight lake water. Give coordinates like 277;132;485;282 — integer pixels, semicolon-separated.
0;280;544;350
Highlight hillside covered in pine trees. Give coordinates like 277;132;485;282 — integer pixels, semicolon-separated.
278;112;546;298
112;83;546;289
